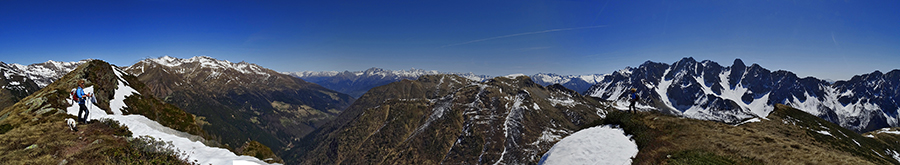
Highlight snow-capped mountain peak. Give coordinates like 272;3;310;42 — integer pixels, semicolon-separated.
132;56;270;76
586;57;900;133
531;73;607;94
1;59;87;87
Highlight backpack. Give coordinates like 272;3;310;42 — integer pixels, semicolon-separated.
71;90;79;102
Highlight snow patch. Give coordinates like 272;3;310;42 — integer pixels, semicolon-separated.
504;73;526;78
655;68;678;111
548;97;578;107
732;118;762;126
816;130;833;137
892;150;900;163
539;125;637;165
109;67;138;115
875;128;900;134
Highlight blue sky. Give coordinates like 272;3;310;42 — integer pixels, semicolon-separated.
1;0;898;80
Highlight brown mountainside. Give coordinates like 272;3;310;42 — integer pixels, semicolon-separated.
123;56;355;153
288;74;609;164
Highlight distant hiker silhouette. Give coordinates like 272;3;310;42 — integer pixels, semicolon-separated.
629;88;638;113
75;79;92;123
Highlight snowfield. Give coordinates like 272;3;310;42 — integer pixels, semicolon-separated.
65;66;277;165
538;125;638;165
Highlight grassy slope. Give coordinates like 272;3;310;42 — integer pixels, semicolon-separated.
0;60;208;164
588;104;899;165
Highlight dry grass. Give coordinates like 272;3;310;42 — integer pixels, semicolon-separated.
0;116;194;164
589;104;892;164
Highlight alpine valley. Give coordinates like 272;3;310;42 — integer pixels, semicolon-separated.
123;56;355;153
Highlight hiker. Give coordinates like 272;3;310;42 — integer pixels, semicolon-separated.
629;88;638;113
76;79;92;123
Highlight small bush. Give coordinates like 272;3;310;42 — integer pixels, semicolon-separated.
0;124;13;134
98;118;132;137
118;135;195;164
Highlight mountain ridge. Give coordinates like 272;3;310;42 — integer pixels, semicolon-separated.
0;60;279;164
124;56;355;156
286;67;491;98
586;57;900;133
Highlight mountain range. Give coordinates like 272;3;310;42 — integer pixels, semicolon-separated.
123;56;355;153
530;73;605;94
285;68;491;98
287;68;613;98
586;57;900;133
0;60;85;110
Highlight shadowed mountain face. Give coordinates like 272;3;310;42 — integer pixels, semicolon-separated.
286;74;609;164
123;56;354;151
0;62;42;110
586;57;900;133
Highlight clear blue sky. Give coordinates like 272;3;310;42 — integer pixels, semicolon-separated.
2;0;898;80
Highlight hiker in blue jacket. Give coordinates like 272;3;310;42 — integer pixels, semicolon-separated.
629;88;638;113
76;79;92;123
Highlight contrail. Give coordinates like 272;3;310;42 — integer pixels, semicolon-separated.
831;32;839;46
441;25;608;47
